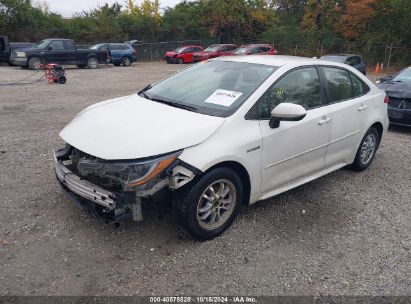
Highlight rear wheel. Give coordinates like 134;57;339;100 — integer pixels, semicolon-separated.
87;57;99;69
173;167;243;240
121;56;132;66
28;57;42;70
351;127;379;171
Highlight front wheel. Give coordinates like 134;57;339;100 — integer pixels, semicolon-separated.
28;57;42;70
87;57;99;69
173;167;243;240
176;58;184;64
350;127;379;171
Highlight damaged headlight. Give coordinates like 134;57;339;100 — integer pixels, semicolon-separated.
77;151;181;190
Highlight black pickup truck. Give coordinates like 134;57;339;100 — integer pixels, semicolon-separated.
0;36;10;63
9;38;108;69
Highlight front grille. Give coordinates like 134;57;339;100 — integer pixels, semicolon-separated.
388;97;411;110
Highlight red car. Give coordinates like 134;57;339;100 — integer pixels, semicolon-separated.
165;45;204;64
192;44;237;62
226;44;278;56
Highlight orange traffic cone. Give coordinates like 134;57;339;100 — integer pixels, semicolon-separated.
374;62;381;75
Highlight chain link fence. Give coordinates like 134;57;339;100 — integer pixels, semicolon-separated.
78;39;410;73
273;41;411;74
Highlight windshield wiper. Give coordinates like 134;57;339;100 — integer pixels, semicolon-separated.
151;98;198;112
137;84;153;99
138;90;151;99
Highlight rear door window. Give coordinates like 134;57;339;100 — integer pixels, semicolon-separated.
322;67;353;102
49;41;65;50
350;73;370;97
110;44;121;51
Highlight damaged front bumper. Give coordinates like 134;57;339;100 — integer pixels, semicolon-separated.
53;146;198;224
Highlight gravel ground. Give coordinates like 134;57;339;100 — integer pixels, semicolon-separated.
0;62;410;296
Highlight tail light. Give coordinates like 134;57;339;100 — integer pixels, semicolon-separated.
384;95;390;104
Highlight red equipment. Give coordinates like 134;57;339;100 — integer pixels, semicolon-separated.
39;63;66;84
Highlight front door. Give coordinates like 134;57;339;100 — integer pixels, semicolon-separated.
257;66;332;192
45;40;76;64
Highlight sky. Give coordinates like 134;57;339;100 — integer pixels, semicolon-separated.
37;0;182;17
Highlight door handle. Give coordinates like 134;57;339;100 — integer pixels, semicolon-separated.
358;104;368;111
318;117;331;125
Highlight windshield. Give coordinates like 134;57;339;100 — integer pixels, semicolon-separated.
36;40;50;48
233;47;250;55
173;47;186;53
205;45;220;52
392;67;411;83
141;60;277;117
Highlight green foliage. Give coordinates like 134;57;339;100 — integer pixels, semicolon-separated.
0;0;409;64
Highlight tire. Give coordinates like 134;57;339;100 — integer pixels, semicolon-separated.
350;127;379;171
87;57;99;69
173;167;243;240
176;58;184;64
58;76;66;84
113;62;121;67
121;56;132;66
77;64;86;68
28;57;42;70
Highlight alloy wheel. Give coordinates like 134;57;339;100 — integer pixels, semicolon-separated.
196;179;237;231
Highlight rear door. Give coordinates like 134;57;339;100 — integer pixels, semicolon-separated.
320;66;371;167
256;66;332;192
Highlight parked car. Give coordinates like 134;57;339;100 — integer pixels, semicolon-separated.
90;43;137;67
377;66;411;127
0;36;10;63
193;44;237;62
9;38;108;70
164;45;204;64
320;54;366;75
54;55;388;240
227;44;278;56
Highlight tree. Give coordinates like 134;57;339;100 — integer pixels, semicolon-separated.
338;0;377;40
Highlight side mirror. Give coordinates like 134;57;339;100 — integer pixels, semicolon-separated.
48;46;53;50
269;103;307;128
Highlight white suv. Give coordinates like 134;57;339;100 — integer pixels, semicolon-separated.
54;55;389;240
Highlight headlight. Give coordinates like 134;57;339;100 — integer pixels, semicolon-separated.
77;151;181;190
15;52;27;58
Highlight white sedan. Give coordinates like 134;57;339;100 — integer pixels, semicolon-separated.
54;55;389;240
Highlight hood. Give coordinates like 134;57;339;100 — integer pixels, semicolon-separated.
378;82;411;98
165;51;177;56
60;94;225;160
18;46;44;52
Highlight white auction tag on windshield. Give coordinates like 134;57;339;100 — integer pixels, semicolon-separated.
204;89;243;107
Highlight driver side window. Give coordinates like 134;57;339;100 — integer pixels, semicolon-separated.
255;67;322;119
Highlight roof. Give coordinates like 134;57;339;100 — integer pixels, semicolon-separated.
240;44;272;47
215;55;319;67
322;54;361;58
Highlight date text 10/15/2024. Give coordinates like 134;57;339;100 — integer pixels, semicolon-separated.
149;296;257;303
